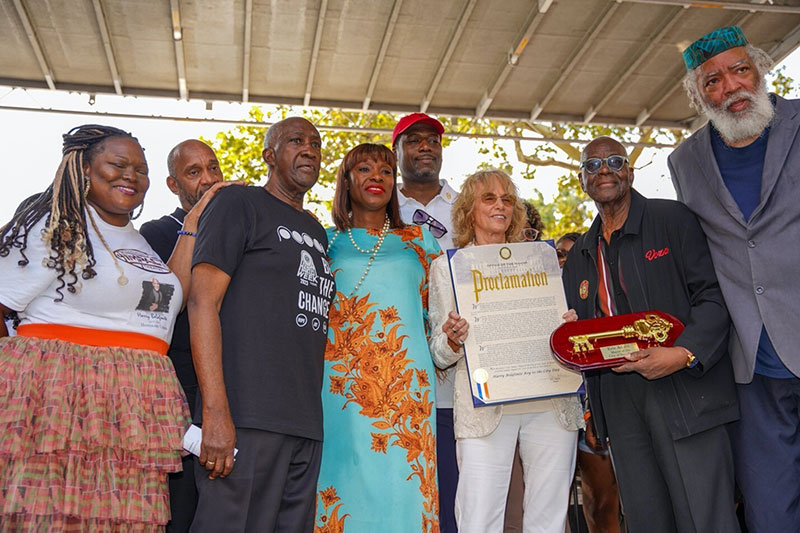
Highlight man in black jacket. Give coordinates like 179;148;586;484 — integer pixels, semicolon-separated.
140;139;224;532
562;136;738;533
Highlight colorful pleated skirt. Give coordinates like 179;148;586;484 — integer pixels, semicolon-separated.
0;327;190;531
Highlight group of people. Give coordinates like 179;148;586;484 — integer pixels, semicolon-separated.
0;24;797;533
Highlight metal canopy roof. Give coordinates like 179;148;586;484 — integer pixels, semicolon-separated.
2;0;800;130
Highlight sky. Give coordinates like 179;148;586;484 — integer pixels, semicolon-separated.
0;50;798;231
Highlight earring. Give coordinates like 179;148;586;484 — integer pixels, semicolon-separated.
130;202;144;220
83;177;91;197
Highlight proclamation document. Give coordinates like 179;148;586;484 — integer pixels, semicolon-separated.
447;242;583;407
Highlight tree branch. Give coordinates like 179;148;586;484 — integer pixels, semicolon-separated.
519;122;583;160
514;141;580;172
629;127;653;166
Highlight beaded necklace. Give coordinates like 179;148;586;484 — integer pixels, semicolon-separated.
86;207;129;286
328;215;391;296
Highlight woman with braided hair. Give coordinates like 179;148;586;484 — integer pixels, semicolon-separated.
0;125;193;531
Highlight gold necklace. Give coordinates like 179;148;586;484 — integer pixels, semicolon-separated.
86;208;129;286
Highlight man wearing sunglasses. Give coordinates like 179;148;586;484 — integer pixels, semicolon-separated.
562;136;739;532
392;112;459;533
669;26;800;532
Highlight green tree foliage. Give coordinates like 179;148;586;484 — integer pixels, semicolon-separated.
201;107;452;214
203;106;683;236
199;52;796;236
770;65;798;98
447;119;685;238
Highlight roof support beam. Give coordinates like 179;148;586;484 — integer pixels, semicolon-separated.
475;0;552;118
362;0;404;111
530;1;619;121
618;0;800;15
170;0;188;100
0;103;681;148
584;7;684;123
242;0;253;102
91;0;122;95
12;0;55;90
634;12;753;127
420;0;476;113
766;22;800;64
303;0;328;107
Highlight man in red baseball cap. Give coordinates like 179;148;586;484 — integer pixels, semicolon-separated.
392;113;449;216
391;112;445;145
392;112;460;533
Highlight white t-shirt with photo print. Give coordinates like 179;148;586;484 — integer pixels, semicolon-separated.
0;206;182;343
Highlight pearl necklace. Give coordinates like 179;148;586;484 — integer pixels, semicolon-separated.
328;216;391;296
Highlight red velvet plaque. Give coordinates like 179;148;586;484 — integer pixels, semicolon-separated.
549;311;685;371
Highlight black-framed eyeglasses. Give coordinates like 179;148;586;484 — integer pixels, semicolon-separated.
412;208;448;239
522;228;540;241
580;155;629;174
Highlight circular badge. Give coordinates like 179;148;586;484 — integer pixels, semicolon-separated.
277;226;292;241
113;249;170;274
499;247;512;260
473;368;489;384
579;280;589;300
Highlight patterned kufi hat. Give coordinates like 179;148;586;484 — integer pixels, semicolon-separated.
683;25;748;71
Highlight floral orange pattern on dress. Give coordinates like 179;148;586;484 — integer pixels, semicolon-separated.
398;227;439;339
316;486;348;533
314;228;440;533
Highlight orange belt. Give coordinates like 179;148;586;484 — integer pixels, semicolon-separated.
17;324;169;355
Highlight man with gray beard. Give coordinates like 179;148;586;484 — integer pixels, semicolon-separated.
668;25;800;532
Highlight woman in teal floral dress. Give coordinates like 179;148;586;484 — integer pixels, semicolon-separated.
315;144;441;533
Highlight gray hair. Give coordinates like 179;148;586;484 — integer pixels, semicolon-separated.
682;43;774;111
263;124;275;151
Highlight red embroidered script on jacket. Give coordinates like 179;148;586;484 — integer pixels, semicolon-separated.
645;247;669;261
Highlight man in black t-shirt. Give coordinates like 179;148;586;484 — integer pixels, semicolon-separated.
188;117;335;532
140;138;224;532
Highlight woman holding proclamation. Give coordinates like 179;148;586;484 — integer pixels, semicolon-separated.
428;169;582;533
314;143;441;532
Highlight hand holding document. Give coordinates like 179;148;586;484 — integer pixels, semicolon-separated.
447;242;582;406
183;424;239;458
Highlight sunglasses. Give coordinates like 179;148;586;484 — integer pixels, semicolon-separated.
522;228;540;241
580;155;629;174
556;249;570;259
412;209;448;239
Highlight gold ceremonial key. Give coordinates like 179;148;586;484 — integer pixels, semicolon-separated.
569;314;673;353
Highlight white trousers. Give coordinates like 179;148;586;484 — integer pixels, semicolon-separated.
454;411;578;533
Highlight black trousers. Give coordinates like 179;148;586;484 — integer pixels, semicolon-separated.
437;407;459;533
167;453;198;532
600;371;739;533
190;428;322;533
167;385;198;533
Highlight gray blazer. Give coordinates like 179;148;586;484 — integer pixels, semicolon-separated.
668;95;800;383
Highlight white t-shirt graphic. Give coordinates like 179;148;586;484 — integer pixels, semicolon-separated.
0;206;182;343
